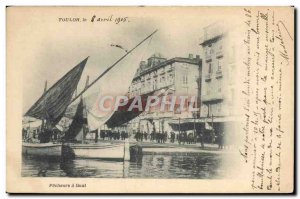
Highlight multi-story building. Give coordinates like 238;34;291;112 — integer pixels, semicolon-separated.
127;53;202;134
199;22;240;137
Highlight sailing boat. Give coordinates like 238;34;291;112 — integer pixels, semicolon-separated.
62;31;158;161
22;57;89;158
23;30;157;160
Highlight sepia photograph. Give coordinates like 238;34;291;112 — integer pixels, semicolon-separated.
6;6;294;193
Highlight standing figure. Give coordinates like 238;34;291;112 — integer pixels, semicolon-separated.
100;130;105;140
218;132;224;149
150;131;154;141
170;131;175;143
163;131;168;143
95;131;98;143
199;132;205;149
144;131;148;141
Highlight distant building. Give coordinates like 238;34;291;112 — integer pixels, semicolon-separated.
127;53;202;134
199;22;240;136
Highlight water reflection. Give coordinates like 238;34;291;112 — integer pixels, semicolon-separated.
22;153;229;179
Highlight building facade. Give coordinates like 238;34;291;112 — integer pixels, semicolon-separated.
127;53;202;134
199;22;241;138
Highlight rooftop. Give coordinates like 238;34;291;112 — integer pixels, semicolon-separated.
199;22;226;46
133;54;201;81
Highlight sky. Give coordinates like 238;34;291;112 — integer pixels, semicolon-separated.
10;7;236;113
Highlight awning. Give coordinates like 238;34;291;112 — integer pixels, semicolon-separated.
168;121;205;132
105;88;173;128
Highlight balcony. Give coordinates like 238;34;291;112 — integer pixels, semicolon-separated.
215;70;223;78
202;93;224;103
205;73;212;82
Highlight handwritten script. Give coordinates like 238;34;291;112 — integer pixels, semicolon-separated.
58;15;130;24
240;7;292;192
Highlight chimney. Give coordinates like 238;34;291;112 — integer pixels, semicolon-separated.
188;54;193;59
195;55;200;60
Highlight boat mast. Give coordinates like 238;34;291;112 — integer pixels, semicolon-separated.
82;75;90;143
42;80;47;131
69;29;158;104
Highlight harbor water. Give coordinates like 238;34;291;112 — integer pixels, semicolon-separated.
22;152;234;179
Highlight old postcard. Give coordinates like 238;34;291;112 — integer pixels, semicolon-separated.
6;6;294;193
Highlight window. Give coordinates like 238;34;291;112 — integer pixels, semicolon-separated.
182;75;188;84
218;59;222;71
208;63;212;74
153;79;157;90
167;74;173;84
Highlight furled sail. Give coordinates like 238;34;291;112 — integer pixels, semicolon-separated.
85;60;145;130
64;98;87;141
86;108;113;131
64;30;158;131
25;57;89;126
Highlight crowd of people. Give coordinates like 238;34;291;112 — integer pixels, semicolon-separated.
22;128;61;143
98;130;129;142
133;130;231;149
23;126;231;150
135;131;169;143
134;130;199;144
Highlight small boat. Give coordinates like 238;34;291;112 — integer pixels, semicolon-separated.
66;141;130;161
22;142;62;157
